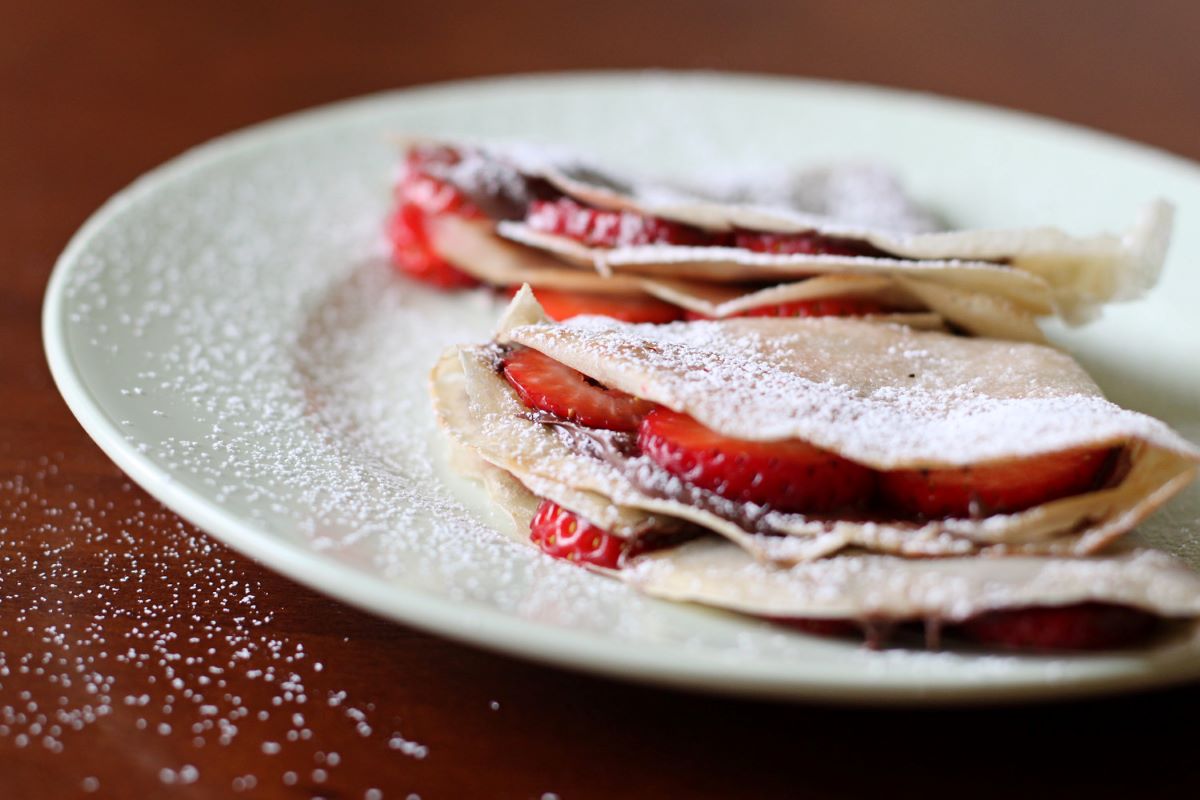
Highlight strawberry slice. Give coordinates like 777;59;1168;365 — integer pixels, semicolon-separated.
685;296;888;321
768;617;860;638
529;499;625;569
517;287;685;324
387;145;484;288
526;197;717;247
959;603;1157;651
734;230;881;257
880;447;1113;519
502;346;654;432
637;408;875;513
397;145;480;216
386;203;479;289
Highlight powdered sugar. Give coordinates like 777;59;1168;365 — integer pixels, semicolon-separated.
626;538;1200;622
699;162;946;234
55;113;914;681
469;137;1172;324
510;315;1198;468
0;459;428;793
442;333;1192;566
44;75;1200;708
478;139;945;234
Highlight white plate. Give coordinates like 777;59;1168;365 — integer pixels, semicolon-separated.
43;72;1200;704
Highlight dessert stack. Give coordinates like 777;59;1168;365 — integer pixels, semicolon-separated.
392;141;1172;342
404;142;1198;651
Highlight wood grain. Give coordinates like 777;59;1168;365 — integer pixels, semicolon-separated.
2;1;1198;797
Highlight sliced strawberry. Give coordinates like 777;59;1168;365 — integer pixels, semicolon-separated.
684;296;888;321
959;603;1157;651
880;447;1113;519
502;346;654;432
529;499;625;569
734;230;880;257
385;203;479;289
397;171;475;216
400;143;480;212
514;287;685;324
397;145;481;216
637;409;875;513
768;617;860;638
526;197;718;248
387;145;485;288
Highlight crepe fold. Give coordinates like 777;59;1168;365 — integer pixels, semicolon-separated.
623;538;1200;623
445;438;1200;626
433;411;1200;624
431;215;1019;340
498;223;1055;341
434;289;1197;562
497;201;1171;326
430;290;1200;627
500;141;1173;323
502;289;1196;464
407;140;1173;332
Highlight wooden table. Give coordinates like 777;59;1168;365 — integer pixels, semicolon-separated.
4;2;1198;797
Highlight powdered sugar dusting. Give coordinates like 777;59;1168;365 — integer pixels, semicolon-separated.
688;162;946;234
0;455;431;794
43;75;1200;717
59;134;662;628
511;316;1198;468
477;140;944;234
54;115;963;677
625;538;1200;621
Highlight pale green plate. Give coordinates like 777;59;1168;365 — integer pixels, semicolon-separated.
43;72;1200;704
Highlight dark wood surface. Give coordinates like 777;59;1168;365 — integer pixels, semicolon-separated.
3;2;1199;797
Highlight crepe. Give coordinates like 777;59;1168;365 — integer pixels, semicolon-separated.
437;411;1200;628
498;203;1170;323
430;214;954;335
497;224;1049;340
430;288;1197;566
404;140;1173;326
462;462;1200;626
430;289;1200;636
497;141;1172;322
624;537;1200;625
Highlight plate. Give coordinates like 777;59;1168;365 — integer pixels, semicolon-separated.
43;72;1200;703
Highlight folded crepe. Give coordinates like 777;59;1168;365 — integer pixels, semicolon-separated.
448;455;1200;638
428;215;955;335
437;287;1197;558
398;141;1173;339
429;289;1200;643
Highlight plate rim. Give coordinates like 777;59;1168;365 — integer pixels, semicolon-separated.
41;70;1200;704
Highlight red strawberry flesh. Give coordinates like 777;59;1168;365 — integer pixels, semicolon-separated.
685;296;888;321
880;447;1114;518
526;197;717;247
767;604;1158;650
502;347;654;432
637;408;875;513
529;499;625;569
385;203;479;289
517;286;685;324
386;145;485;288
397;144;481;216
733;230;882;257
768;617;861;638
959;603;1158;651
